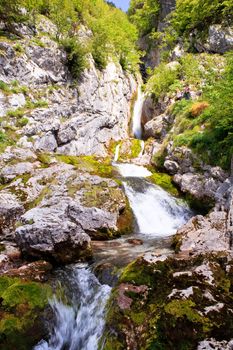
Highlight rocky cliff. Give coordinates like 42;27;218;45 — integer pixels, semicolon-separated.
0;16;137;267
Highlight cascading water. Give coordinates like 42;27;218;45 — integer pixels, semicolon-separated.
113;144;120;162
35;83;193;350
34;266;111;350
116;163;192;236
132;86;144;139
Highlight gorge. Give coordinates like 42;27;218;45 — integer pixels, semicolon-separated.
0;1;233;350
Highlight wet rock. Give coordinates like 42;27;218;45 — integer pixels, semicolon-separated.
4;260;52;282
127;239;143;246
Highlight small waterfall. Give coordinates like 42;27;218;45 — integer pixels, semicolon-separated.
132;86;144;139
34;267;111;350
113;144;120;162
116;163;152;178
116;163;192;236
139;140;145;157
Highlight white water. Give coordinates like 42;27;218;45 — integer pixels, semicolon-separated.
34;267;111;350
123;179;191;236
114;144;120;162
132;86;144;139
116;163;152;177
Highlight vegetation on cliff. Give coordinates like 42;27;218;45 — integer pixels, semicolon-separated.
0;0;140;74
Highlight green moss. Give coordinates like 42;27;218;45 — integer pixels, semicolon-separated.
104;253;233;349
165;300;203;323
56;155;114;178
116;197;134;235
131;311;147;325
37;153;52;166
0;276;51;350
149;172;179;197
119;139;142;161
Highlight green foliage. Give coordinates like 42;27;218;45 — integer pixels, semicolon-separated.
61;37;88;79
16;117;29;127
171;52;233;169
0;80;10;92
128;0;160;37
171;0;233;38
7;108;24;118
0;0;26;27
146;62;180;99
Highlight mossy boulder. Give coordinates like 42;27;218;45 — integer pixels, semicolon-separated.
0;276;52;350
102;252;233;350
148;172;179;197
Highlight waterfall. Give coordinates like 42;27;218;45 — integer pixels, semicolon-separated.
132;86;144;139
139;140;145;157
116;163;152;178
113;144;120;162
34;267;111;350
116;163;192;236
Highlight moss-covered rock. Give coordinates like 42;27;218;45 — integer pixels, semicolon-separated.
149;172;179;197
0;276;52;350
102;253;233;350
56;155;115;178
118;139;142;162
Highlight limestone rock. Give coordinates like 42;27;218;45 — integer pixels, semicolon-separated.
0;161;36;183
68;203;118;239
195;25;233;54
175;211;229;254
0;191;24;238
34;132;58;152
15;204;92;264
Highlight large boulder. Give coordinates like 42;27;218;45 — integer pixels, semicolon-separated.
15;203;92;264
103;252;233;350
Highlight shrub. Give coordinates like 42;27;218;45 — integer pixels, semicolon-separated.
0;80;10;92
61;37;88;79
190;102;210;117
146;63;180;99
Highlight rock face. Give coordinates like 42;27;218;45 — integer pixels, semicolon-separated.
0;17;136;158
0;192;24;238
194;25;233;54
173;179;233;254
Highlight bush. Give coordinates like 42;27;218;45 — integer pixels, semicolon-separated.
190;102;209;117
146;62;180;99
61;38;88;79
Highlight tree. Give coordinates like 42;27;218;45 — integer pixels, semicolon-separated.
0;0;26;29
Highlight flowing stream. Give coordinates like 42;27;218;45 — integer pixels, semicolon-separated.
35;88;193;350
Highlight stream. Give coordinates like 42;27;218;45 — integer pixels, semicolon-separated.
34;87;194;350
